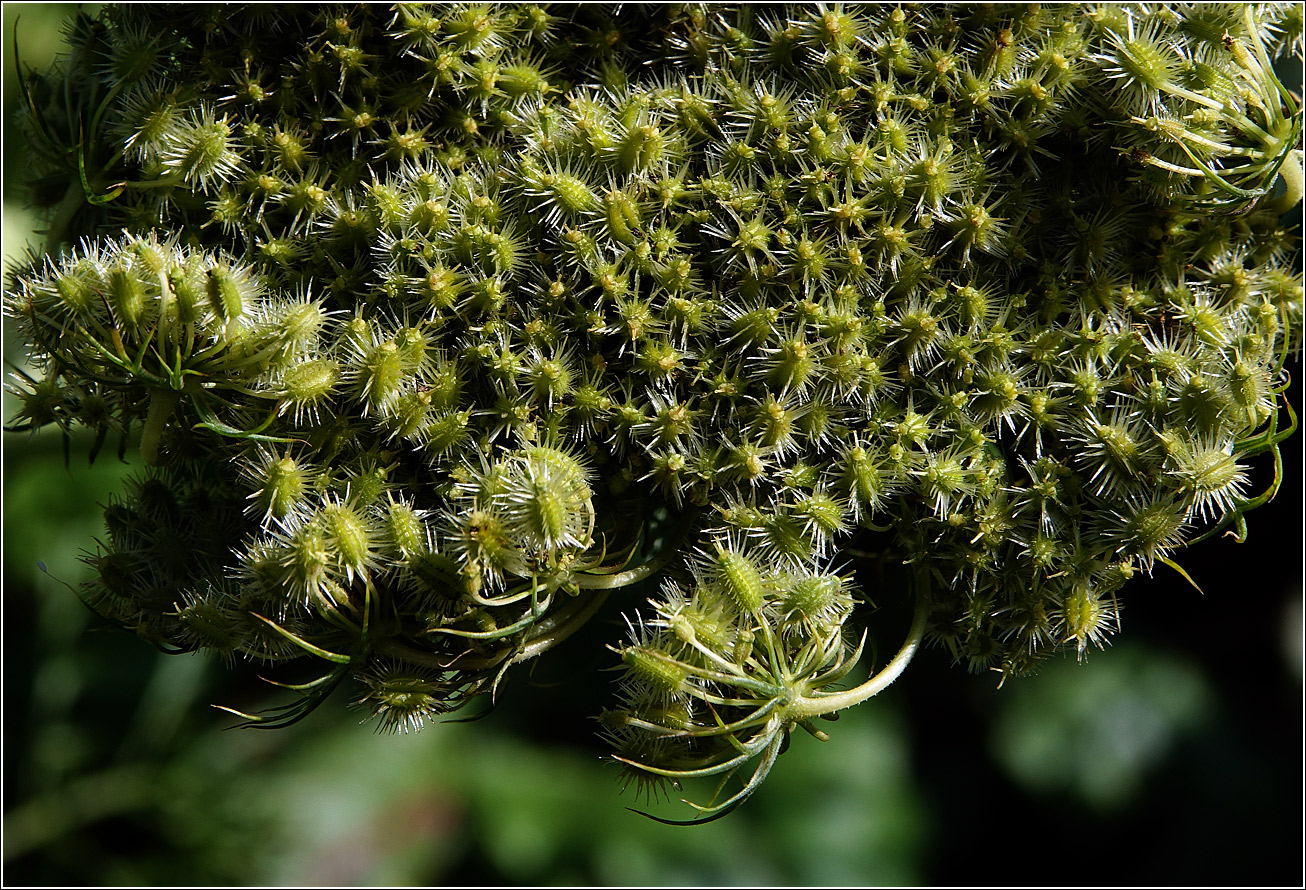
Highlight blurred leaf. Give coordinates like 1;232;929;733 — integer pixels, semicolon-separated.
987;643;1213;810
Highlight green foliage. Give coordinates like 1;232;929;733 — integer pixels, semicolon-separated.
5;2;1302;820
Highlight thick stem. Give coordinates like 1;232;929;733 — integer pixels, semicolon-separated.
140;388;182;466
573;549;672;589
1267;149;1304;215
574;505;701;590
374;638;474;671
784;579;930;721
42;179;86;256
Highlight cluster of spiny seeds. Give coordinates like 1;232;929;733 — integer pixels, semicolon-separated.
7;4;1302;814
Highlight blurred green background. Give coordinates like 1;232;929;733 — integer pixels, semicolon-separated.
3;5;1302;885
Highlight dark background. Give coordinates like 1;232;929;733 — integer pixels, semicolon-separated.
4;5;1302;885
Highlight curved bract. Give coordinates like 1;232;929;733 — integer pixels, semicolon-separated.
6;3;1302;818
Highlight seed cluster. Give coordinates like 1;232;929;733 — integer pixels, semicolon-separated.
7;3;1302;816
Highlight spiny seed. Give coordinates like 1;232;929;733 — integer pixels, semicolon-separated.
322;502;371;572
277;301;327;348
386;502;427;556
359;341;406;408
604;191;641;244
783;575;843;619
53;271;98;317
282;358;339;405
207;267;246;321
522;479;565;547
285;525;331;593
257;456;307;520
108;268;148;327
422;410;471;455
622;646;688;692
541;171;597;217
714;546;765;613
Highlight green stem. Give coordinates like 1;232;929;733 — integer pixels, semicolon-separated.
573;548;673;588
511;589;610;663
140;388;182;466
784;578;930;721
574;506;701;589
374;637;470;671
1267;149;1304;215
123;172;186;191
42;178;86;256
376;590;611;673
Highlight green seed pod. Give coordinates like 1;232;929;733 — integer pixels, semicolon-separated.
451;507;519;593
424;356;463;411
558;225;601;269
127;237;169;278
107;266;150;329
1108;496;1187;567
499;62;551;99
728;304;780;349
358;663;452;733
1176;373;1228;434
603;189;643;245
393;326;431;373
206;266;250;323
538;170;600;222
280;523;333;599
766;337;816;391
122;92;180;163
632;700;696;734
839;444;886;518
166;260;207;326
711;544;765;614
161;108;243;191
523;350;575;406
354;340;408;412
174;592;242;657
615;123;664;174
1226;358;1270;428
9;373;66;430
781;573;846;622
51;261;102;318
271;299;328;354
731;626;754;664
727;441;766;483
763;512;812;561
452;224;521;276
366;181;407;230
1058;581;1116;659
421;409;472;458
249;453;310;521
268;126;310;172
414;265;465;311
753;395;797;451
622;646;688;694
320;500;374;577
280;357;340;422
463;277;504;317
283;179;329;219
384;388;433;440
491;445;594;553
408;198;451;234
654;258;698;294
385;499;429;558
718;140;756;178
793;491;848;540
